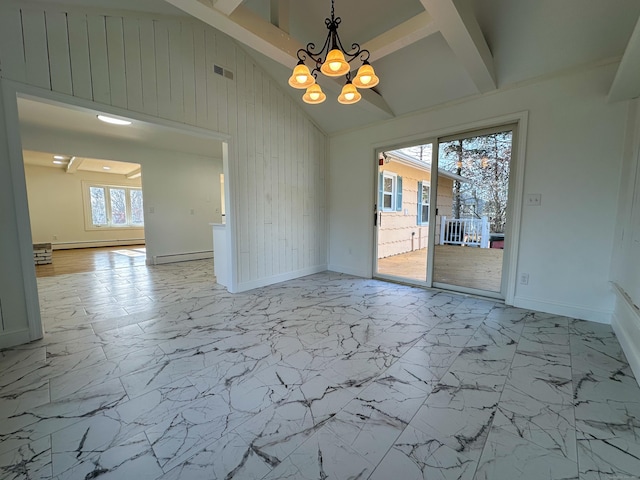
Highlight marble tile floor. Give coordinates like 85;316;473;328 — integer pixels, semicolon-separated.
1;259;639;479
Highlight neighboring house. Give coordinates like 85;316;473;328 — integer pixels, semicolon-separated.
377;150;464;258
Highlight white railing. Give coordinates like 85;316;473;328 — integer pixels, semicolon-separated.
439;216;490;248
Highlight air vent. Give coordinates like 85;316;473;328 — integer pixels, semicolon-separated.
213;64;234;81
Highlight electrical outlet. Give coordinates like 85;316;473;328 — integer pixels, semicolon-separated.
526;194;541;206
520;273;529;285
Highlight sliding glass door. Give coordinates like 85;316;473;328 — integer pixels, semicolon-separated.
374;125;516;299
374;143;434;284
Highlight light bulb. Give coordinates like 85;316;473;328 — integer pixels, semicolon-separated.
329;61;342;72
345;92;355;101
296;74;308;84
310;91;320;101
359;75;372;85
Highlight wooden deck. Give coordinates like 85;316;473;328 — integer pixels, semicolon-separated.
35;246;147;277
377;245;503;293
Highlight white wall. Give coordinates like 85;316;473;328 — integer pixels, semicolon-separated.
610;99;640;380
0;0;327;347
20;127;222;262
329;63;627;323
25;165;144;247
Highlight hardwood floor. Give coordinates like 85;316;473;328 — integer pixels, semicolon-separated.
377;245;503;292
35;246;147;277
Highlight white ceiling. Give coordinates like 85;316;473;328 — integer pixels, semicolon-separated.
17;97;224;159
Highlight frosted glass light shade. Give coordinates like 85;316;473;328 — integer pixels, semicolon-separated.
303;84;327;104
320;49;350;77
288;63;315;89
353;63;379;88
337;82;361;104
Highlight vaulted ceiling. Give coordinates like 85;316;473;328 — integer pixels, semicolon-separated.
161;0;640;134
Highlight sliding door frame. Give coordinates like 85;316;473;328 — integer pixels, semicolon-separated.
372;111;528;305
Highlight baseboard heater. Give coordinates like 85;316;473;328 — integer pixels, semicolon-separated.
52;239;145;250
151;250;213;265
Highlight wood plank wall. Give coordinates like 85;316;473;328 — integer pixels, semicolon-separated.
0;2;327;287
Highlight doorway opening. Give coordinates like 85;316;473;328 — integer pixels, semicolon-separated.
10;92;229;340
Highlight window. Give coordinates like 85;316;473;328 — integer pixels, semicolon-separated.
379;172;402;212
417;181;430;225
84;183;144;229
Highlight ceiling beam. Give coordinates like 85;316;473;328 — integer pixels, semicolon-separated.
270;0;289;34
609;16;640;102
66;156;83;174
364;11;439;63
126;167;142;179
420;0;496;93
213;0;244;16
164;0;395;117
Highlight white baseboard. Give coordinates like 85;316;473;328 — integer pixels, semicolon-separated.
52;239;145;250
0;328;32;349
611;283;640;387
151;251;213;265
327;264;371;279
235;265;328;292
512;295;612;324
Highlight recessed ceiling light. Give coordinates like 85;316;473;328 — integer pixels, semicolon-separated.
53;155;66;160
97;114;132;126
103;166;111;170
53;160;64;165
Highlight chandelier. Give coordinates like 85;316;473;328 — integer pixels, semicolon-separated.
288;0;379;105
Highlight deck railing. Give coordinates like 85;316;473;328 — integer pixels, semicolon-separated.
439;216;490;248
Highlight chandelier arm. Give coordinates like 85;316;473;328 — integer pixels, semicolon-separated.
299;29;333;65
358;49;371;63
328;32;365;64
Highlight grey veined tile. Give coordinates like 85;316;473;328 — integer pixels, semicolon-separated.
15;264;640;480
474;426;578;480
369;424;476;480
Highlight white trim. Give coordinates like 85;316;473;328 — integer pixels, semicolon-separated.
0;329;32;349
151;251;213;265
235;265;328;292
513;295;612;324
381;171;397;212
611;283;640;387
418;180;430;226
505;114;528;305
1;80;43;343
